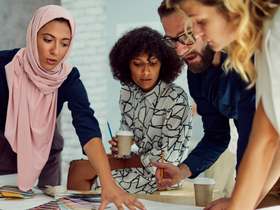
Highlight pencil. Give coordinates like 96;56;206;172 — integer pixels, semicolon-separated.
161;150;164;180
107;121;118;160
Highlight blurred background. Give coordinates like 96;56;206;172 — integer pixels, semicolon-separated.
0;0;204;185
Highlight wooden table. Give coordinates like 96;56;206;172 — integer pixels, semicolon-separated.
152;181;195;196
132;193;196;206
132;181;196;206
0;182;198;209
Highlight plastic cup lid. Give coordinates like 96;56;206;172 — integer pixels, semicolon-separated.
193;177;215;185
115;130;133;136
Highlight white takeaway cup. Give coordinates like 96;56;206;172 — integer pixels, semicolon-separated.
115;131;133;155
193;177;215;207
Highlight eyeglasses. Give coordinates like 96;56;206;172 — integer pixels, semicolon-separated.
162;33;196;49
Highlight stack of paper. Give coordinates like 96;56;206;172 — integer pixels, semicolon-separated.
39;185;71;198
0;185;35;199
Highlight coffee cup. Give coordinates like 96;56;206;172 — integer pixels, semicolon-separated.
193;177;215;207
115;130;133;155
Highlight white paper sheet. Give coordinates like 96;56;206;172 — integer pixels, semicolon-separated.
0;193;202;210
258;206;280;210
0;189;54;210
106;199;204;210
104;199;280;210
2;194;279;210
3;187;278;210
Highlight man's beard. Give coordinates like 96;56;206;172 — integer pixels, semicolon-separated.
184;44;215;74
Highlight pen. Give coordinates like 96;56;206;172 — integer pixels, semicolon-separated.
107;121;118;160
161;150;164;180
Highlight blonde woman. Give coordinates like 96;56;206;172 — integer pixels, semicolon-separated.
166;0;280;210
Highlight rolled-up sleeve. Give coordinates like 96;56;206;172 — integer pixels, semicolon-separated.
58;68;102;153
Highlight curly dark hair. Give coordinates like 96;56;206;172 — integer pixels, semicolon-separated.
109;26;184;85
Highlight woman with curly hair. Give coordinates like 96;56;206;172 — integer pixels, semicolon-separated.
166;0;280;209
67;26;192;194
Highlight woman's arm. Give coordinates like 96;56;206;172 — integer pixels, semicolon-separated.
227;99;280;210
63;71;145;209
83;137;145;210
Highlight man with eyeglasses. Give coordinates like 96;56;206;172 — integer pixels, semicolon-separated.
161;24;217;75
151;1;256;209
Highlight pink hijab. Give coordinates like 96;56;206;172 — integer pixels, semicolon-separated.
4;5;76;191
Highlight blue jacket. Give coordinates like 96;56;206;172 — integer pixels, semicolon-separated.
183;53;255;178
0;49;101;151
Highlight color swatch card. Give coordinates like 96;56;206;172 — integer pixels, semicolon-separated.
28;201;60;210
0;185;35;199
27;194;103;210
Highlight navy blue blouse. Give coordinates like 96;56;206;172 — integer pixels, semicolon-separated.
0;49;101;152
184;53;256;178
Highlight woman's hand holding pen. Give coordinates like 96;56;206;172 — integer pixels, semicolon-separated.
109;137;123;159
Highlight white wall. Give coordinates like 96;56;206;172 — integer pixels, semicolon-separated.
0;0;60;50
60;0;107;185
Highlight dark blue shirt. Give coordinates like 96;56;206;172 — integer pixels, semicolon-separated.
0;49;102;152
183;53;255;178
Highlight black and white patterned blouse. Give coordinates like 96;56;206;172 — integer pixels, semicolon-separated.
92;80;192;194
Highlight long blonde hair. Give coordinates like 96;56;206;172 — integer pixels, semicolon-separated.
167;0;280;87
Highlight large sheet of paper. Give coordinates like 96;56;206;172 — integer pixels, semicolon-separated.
0;191;54;210
1;189;279;210
259;206;280;210
103;199;280;210
106;199;204;210
0;195;201;210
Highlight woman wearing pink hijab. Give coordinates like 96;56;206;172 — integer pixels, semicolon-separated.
0;5;145;210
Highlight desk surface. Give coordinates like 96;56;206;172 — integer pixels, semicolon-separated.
0;192;195;210
2;181;280;210
0;182;196;209
132;194;195;206
132;181;195;206
152;181;195;196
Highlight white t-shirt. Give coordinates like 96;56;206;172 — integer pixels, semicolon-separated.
255;6;280;134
